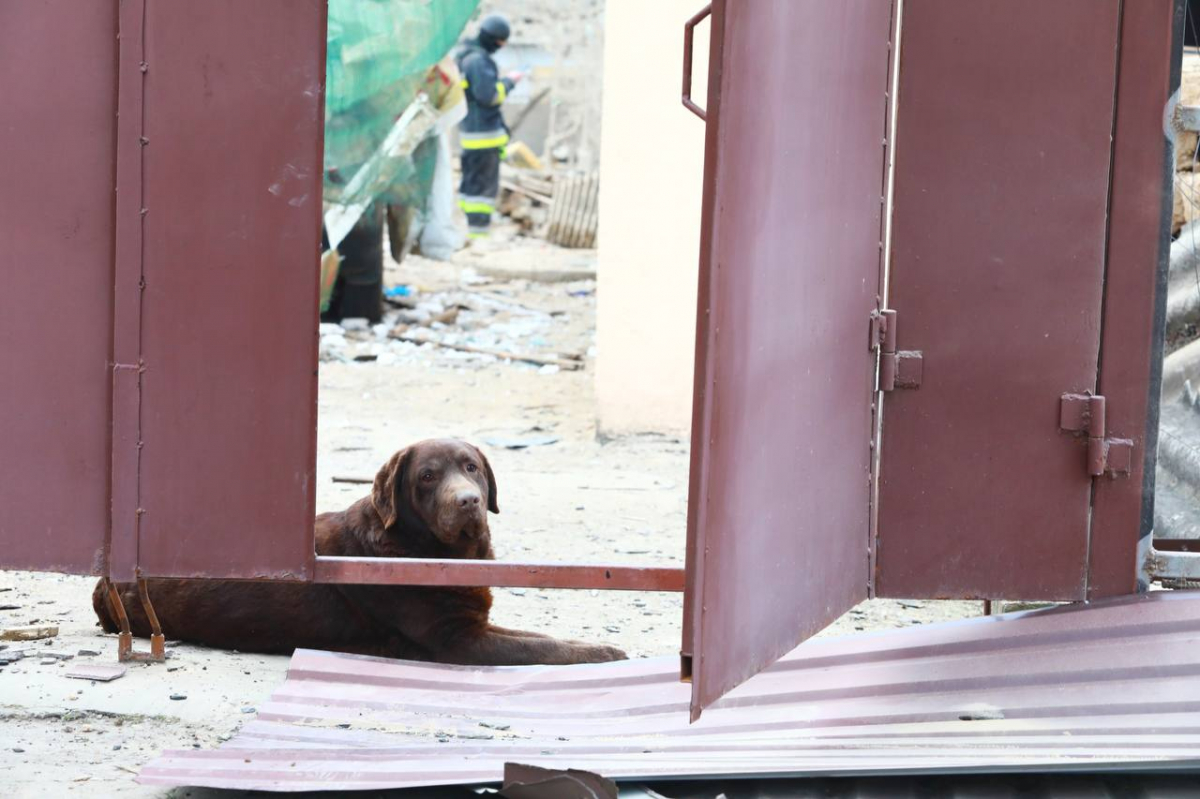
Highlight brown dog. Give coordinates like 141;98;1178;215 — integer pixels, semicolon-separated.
93;439;626;665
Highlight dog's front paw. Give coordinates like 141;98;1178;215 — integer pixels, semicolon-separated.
579;643;627;663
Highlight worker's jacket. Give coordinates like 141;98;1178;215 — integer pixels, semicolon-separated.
455;39;514;150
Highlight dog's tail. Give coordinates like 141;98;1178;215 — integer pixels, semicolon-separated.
91;578;120;634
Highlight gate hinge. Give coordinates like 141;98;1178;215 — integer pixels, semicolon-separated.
1059;393;1134;477
870;309;923;391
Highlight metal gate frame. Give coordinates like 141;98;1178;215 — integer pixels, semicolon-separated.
0;1;684;595
678;0;1179;717
0;0;1179;720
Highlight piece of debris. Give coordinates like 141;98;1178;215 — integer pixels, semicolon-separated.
39;651;74;661
39;658;57;666
66;664;127;682
501;763;617;799
392;333;583;370
170;693;188;701
0;604;21;611
1;625;57;642
482;434;560;450
331;475;374;485
76;649;101;658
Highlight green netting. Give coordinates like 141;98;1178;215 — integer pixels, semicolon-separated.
324;0;479;209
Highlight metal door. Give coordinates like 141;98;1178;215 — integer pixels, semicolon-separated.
874;0;1123;600
0;1;325;581
684;0;896;719
126;0;325;580
0;1;118;575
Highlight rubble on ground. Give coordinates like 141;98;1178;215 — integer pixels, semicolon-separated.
319;242;596;372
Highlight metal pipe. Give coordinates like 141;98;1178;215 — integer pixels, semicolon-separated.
314;556;684;591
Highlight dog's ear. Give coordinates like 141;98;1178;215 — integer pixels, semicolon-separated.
473;444;499;514
372;447;411;529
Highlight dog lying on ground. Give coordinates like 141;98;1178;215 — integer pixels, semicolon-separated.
93;439;626;665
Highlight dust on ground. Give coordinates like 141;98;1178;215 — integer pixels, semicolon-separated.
0;232;983;797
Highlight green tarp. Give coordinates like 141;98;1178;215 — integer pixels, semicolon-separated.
324;0;479;209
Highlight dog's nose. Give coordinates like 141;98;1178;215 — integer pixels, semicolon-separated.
456;490;481;510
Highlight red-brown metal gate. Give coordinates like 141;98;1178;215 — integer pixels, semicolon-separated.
0;1;326;583
682;0;1177;715
1;0;118;575
682;0;897;721
874;0;1122;600
0;0;1179;724
126;0;325;581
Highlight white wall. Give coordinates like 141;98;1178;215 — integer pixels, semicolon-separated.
594;0;709;437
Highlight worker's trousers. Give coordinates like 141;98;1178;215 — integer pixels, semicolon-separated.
459;146;502;238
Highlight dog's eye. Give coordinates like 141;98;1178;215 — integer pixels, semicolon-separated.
420;471;435;482
466;463;478;473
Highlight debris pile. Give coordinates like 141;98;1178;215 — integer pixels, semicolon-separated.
318;257;594;373
498;165;599;248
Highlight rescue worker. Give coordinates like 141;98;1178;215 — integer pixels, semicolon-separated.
456;14;522;239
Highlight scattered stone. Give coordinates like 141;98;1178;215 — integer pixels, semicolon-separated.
241;707;256;714
76;649;101;658
0;625;57;642
482;433;559;450
66;665;127;682
479;721;511;731
169;693;187;701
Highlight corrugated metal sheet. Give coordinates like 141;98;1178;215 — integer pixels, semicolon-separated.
640;774;1200;798
140;592;1200;792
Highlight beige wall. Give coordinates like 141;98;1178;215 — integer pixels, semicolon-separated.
594;0;708;437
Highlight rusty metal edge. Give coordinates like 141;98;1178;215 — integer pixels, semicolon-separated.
868;0;902;600
681;0;726;689
99;0;121;577
313;556;684;591
299;3;329;583
1087;0;1182;599
109;0;147;585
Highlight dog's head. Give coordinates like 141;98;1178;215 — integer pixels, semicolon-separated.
371;438;499;550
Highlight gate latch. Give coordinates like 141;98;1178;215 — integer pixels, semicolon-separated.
870;309;923;391
1059;393;1134;477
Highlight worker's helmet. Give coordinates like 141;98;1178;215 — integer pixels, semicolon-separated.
479;14;511;44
